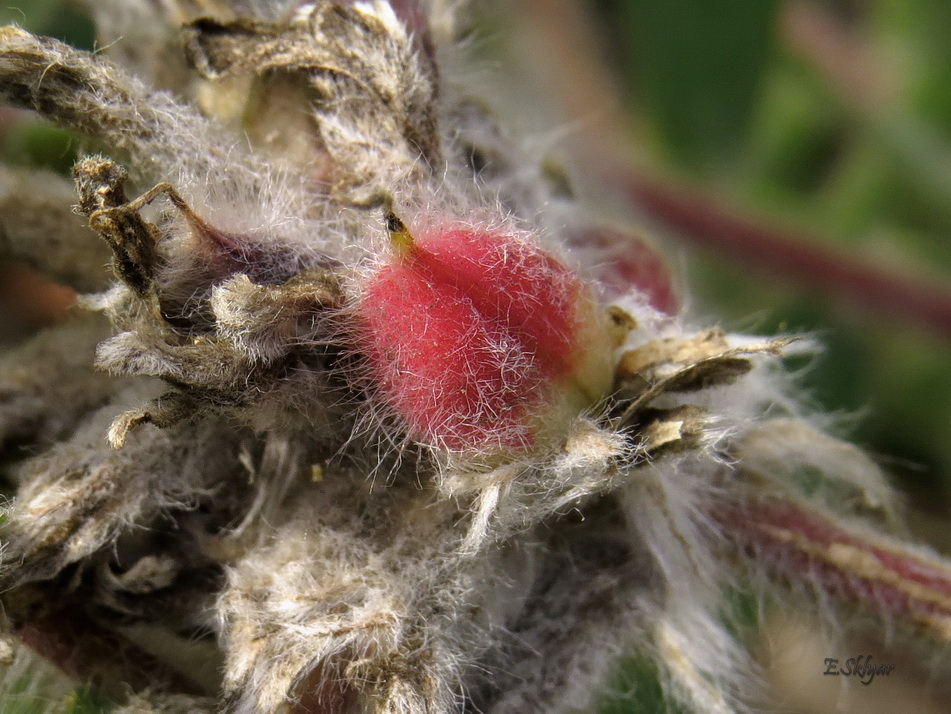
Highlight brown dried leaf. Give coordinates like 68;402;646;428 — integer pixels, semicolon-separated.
73;157;162;295
616;332;794;423
636;405;709;458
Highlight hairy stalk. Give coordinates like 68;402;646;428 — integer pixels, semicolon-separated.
717;491;951;642
0;26;262;188
616;173;951;338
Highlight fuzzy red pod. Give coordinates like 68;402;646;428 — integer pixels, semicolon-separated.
357;216;613;454
566;224;678;314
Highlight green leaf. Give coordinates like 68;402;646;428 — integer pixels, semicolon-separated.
612;0;781;169
0;1;96;51
1;124;80;174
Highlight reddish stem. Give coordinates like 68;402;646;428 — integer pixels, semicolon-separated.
19;611;208;701
617;173;951;338
0;265;76;326
716;494;951;641
510;0;951;338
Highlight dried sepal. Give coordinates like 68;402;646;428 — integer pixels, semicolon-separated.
72;155;348;444
614;328;794;415
106;391;206;450
73;157;164;295
209;269;344;361
635;405;709;458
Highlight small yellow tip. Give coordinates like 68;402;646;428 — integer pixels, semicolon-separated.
385;211;415;256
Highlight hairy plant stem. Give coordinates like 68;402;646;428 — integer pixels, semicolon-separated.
615;172;951;338
716;491;951;642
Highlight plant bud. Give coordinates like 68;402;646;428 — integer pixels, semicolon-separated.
358;217;613;454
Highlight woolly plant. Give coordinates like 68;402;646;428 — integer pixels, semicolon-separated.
0;1;949;713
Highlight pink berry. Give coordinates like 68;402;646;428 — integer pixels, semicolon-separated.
566;225;677;313
358;220;611;453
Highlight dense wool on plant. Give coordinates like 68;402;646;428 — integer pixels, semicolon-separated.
0;2;949;714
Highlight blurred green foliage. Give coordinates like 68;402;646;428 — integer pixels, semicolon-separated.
1;0;949;712
615;0;781;170
597;0;951;518
3;124;79;174
0;0;95;50
0;656;100;714
64;686;113;714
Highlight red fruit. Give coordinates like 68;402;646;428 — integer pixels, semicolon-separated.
358;219;610;453
566;225;677;313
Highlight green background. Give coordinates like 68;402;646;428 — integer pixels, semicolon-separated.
1;0;949;712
